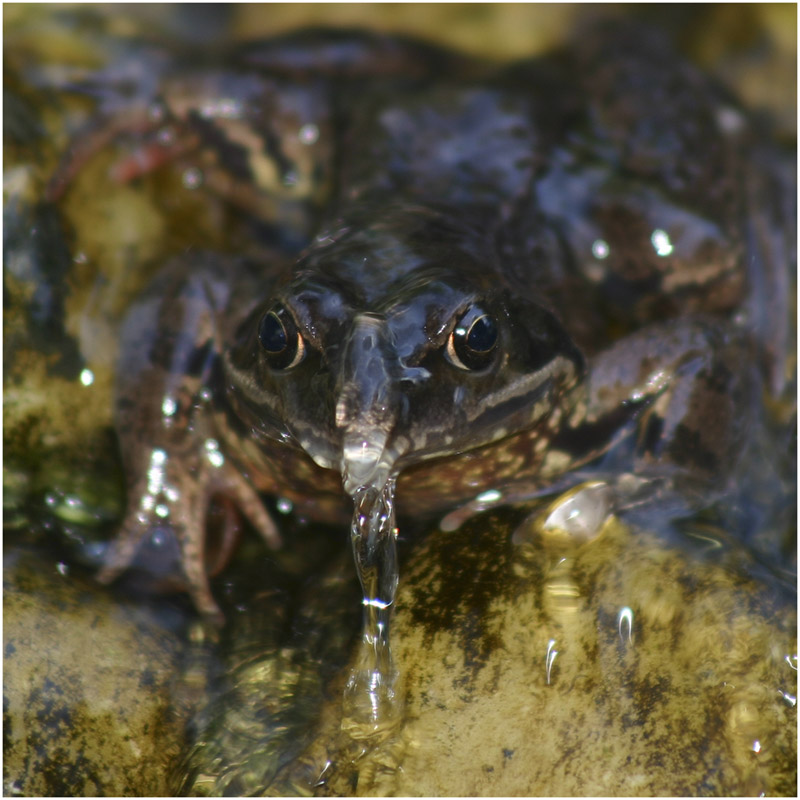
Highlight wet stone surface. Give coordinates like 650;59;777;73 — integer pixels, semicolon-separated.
3;545;188;796
299;504;797;797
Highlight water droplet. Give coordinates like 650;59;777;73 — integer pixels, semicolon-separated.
476;488;502;504
204;438;224;467
147;451;166;495
79;368;94;387
716;106;745;134
200;98;242;119
164;487;179;503
155;503;169;518
148;101;165;123
752;740;762;754
298;123;319;145
56;562;69;576
591;239;610;259
161;396;177;417
276;497;293;514
157;126;174;146
651;228;674;257
207;450;224;468
150;529;167;547
182;167;203;190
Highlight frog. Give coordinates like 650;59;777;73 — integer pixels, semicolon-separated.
51;24;793;624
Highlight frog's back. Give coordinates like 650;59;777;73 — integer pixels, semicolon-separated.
492;23;793;371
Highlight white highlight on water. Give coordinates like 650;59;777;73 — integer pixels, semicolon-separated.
298;123;319;145
161;396;177;417
591;239;610;259
476;488;503;504
546;639;559;685
651;228;674;257
617;606;634;645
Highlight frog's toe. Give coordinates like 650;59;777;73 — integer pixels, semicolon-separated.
214;461;281;550
182;551;225;627
97;512;185;585
96;513;152;584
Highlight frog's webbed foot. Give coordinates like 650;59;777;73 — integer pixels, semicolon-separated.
99;445;280;625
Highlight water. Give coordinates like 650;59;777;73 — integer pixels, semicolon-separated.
341;478;405;740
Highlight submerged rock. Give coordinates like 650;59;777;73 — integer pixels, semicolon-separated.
303;504;797;796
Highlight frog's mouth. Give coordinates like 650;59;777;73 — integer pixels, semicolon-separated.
340;428;393;495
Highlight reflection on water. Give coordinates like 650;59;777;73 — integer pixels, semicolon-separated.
617;605;634;646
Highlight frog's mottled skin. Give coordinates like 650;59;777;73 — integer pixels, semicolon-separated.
55;26;792;620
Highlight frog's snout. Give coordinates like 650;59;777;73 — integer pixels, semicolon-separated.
335;314;401;495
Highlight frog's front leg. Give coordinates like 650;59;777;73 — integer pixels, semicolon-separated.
577;317;756;514
99;254;281;624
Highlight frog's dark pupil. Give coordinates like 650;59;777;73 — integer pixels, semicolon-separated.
449;308;498;370
259;311;287;353
258;307;304;369
467;315;497;353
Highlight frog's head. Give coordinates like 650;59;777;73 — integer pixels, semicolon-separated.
225;205;584;495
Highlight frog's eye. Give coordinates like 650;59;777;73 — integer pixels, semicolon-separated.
445;307;498;371
258;306;305;370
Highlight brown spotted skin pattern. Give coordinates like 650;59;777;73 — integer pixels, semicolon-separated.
70;25;791;621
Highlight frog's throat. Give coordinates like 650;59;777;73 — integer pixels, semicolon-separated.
335;313;402;496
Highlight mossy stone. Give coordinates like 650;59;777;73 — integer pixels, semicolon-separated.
3;547;186;796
